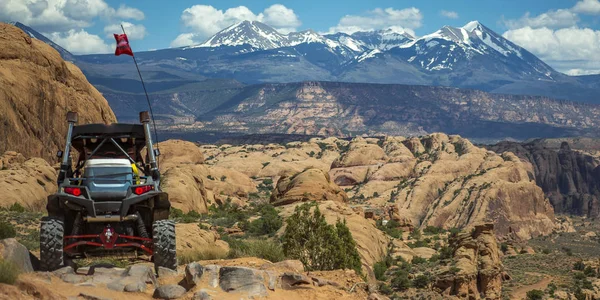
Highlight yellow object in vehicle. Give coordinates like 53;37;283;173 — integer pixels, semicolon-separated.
131;163;140;184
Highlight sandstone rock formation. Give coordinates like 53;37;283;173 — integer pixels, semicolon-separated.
487;139;600;217
176;223;230;256
0;151;56;210
329;133;555;239
0;23;116;162
270;168;348;206
434;224;508;299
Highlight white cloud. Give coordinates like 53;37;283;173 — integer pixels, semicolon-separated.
326;7;422;34
261;4;301;34
440;10;459;19
502;9;579;30
572;0;600;15
0;0;145;31
172;4;301;47
565;68;600;75
503;26;600;74
104;22;146;40
114;4;145;20
170;33;197;48
48;29;112;54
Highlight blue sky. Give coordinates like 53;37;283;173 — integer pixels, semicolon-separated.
2;0;600;74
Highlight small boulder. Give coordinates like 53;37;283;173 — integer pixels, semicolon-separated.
158;267;178;278
281;272;311;289
185;262;204;286
60;273;87;284
219;266;267;297
53;266;75;276
124;280;147;293
192;289;212;300
0;238;33;272
203;265;220;288
153;284;186;299
126;264;157;285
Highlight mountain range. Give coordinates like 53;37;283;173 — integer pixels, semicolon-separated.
7;21;600;142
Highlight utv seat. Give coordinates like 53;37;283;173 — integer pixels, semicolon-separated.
83;159;134;201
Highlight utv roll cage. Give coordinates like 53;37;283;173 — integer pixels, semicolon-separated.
57;111;161;186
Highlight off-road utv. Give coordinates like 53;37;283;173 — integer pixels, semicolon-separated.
40;111;176;271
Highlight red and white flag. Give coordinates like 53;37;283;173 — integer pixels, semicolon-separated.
114;33;133;56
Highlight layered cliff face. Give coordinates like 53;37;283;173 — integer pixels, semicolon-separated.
0;23;116;162
329;134;555;240
488;139;600;217
0;151;56;210
160;81;600;142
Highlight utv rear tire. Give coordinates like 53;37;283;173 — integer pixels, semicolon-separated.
153;220;176;271
40;217;64;271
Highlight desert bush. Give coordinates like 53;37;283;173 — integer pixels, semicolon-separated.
584;266;596;277
526;289;544;300
391;269;411;291
282;203;362;274
413;274;430;288
226;238;285;263
379;283;393;295
574;261;585;271
8;203;26;213
244;204;282;236
0;221;16;239
423;226;444;235
439;245;454;260
411;256;427;265
0;261;21;284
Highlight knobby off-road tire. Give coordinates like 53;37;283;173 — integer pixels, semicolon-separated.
152;220;177;271
40;216;64;271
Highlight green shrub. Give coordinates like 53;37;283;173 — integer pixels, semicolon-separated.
526;289;544;300
574;261;586;271
220;175;227;181
0;261;20;284
8;203;26;213
429;254;440;263
584;266;596;277
170;208;184;219
379;283;393;295
413;274;430;288
542;248;551;254
282;203;362;274
390;269;411;291
409;229;422;240
500;243;508;253
245;205;282;236
411;256;427;265
0;221;17;239
423;226;444;235
439;246;453;260
407;240;428;248
226;238;285;263
374;261;388;280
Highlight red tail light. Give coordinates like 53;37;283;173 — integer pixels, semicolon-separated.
64;187;82;196
134;185;154;195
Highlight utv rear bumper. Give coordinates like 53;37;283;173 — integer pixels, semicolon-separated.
47;190;170;218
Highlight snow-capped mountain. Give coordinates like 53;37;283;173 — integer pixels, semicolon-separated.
13;20;599;104
192;21;290;50
327;28;415;51
349;21;557;82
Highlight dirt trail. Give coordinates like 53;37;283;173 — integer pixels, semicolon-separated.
510;273;553;300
